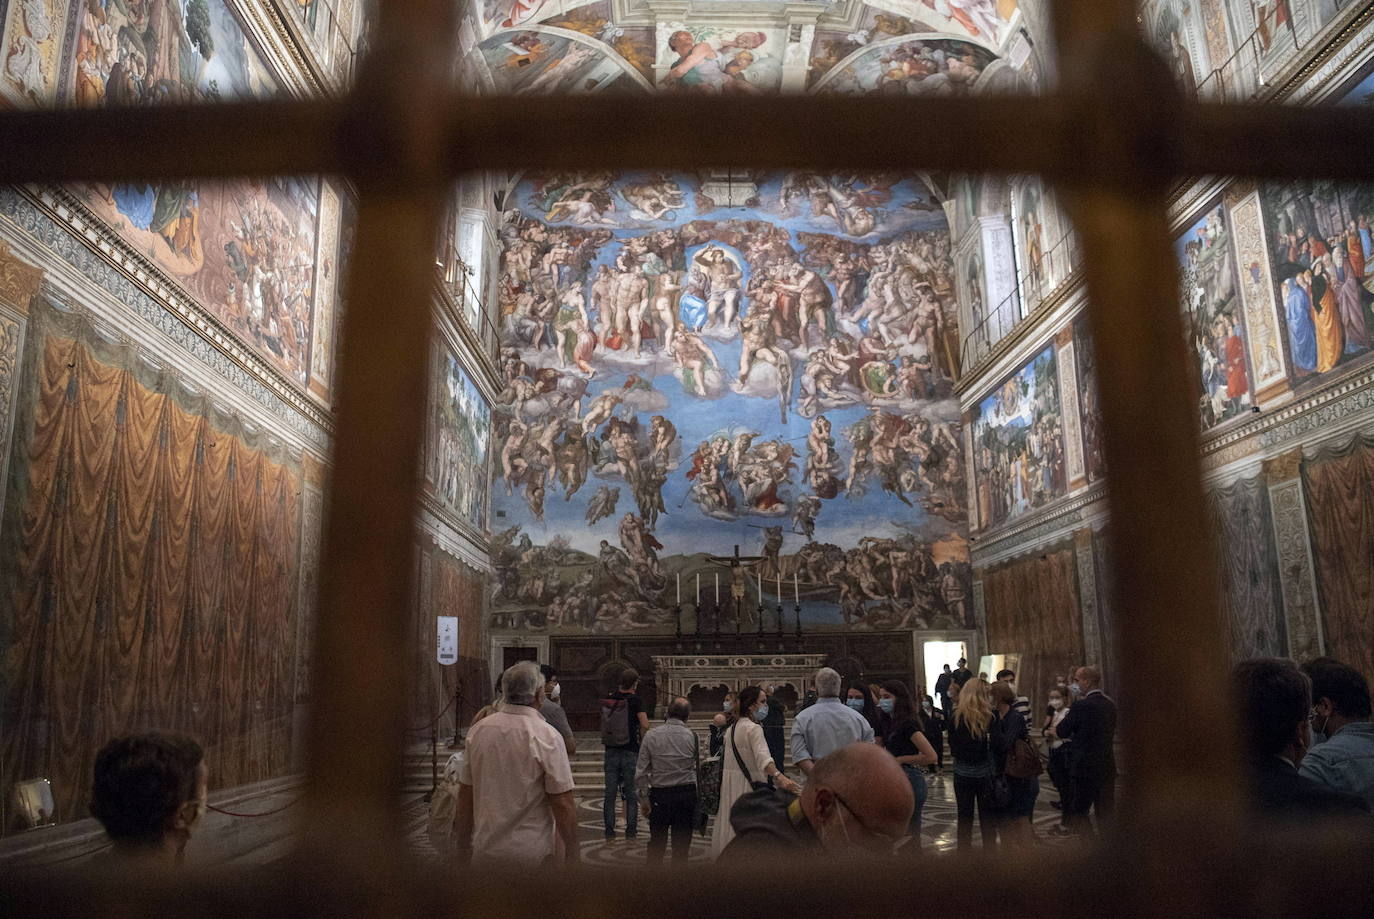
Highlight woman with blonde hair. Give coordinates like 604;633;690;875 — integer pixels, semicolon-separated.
947;678;1002;850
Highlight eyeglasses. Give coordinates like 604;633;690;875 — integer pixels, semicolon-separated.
831;791;912;854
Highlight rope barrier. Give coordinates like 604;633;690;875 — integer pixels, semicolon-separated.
207;796;300;819
403;693;458;738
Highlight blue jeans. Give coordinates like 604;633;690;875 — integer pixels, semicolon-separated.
902;765;928;841
603;747;639;835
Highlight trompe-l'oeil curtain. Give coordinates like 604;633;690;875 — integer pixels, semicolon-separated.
1303;434;1374;682
3;329;301;822
1206;475;1287;661
411;549;489;738
983;543;1083;713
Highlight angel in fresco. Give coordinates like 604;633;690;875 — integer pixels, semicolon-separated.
622;175;688;221
921;0;1005;42
586;485;620;525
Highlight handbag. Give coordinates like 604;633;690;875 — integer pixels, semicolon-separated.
696;732;723;817
1005;736;1045;779
730;721;774;793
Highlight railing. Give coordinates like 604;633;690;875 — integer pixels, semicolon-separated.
960;225;1082;374
1194;0;1359;102
436;239;502;360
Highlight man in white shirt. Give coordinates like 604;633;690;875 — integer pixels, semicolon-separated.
791;667;874;774
454;661;580;866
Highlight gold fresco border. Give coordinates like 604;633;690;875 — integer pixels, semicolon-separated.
248;0;337;96
24;186;333;432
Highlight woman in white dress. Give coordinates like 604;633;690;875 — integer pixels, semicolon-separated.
710;686;802;858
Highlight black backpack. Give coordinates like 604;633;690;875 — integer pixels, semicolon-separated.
599;696;631;746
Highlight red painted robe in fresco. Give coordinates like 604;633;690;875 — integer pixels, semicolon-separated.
1226;333;1247;399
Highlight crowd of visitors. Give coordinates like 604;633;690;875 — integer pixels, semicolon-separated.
83;652;1373;866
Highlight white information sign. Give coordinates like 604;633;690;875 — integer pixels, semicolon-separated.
437;616;459;666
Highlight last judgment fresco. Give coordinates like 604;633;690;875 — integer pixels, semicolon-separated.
490;170;973;635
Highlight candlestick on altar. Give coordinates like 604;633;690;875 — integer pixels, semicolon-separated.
793;571;799;604
713;602;721;643
715;573;719;604
776;602;784;640
675;603;682;645
676;573;681;605
795;603;803;641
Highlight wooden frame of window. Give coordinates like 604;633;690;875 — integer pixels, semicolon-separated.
3;0;1374;912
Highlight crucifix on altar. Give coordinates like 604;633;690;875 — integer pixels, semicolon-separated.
706;544;765;635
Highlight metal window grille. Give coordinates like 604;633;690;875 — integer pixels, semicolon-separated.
4;0;1374;913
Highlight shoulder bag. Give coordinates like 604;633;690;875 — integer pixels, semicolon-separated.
731;721;774;793
982;722;1012;810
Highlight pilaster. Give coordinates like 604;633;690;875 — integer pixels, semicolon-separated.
1262;448;1324;661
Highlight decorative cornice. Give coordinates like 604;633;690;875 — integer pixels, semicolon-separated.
970;481;1108;563
26;187;333;431
0;188;331;451
233;0;331;99
433;280;503;404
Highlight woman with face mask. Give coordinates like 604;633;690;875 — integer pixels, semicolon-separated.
1042;686;1073;837
877;680;938;850
710;692;737;756
844;683;881;736
710;685;802;859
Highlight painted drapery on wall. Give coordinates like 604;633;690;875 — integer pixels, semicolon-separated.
1302;433;1374;683
1262;64;1374;388
43;0;339;391
970;344;1065;531
427;346;492;532
982;542;1083;715
1;307;301;823
491;169;971;636
1206;475;1287;660
412;547;489;738
1177;202;1253;428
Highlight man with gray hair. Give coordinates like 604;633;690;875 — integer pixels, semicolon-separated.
454;661;579;865
791;667;874;775
635;696;699;863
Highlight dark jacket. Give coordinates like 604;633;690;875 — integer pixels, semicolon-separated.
1054;690;1117;778
1248;755;1370;819
947;713;1000;775
721;788;817;855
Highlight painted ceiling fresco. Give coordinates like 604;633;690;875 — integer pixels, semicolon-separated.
471;0;1018;95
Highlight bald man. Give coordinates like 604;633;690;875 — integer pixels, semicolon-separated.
721;743;913;855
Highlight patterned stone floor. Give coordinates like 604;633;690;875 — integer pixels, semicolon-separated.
406;768;1084;866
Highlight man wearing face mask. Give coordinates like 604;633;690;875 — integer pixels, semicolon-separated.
1297;658;1374;810
90;731;208;864
792;667;875;775
540;664;577;756
722;742;914;855
1232;658;1368;819
1049;665;1116;839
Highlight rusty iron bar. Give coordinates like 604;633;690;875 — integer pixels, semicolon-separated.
7;95;1374;183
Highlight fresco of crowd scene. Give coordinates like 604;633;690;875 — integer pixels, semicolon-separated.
488;171;973;635
970;345;1065;532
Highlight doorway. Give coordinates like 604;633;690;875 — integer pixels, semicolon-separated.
502;646;538;671
922;640;967;699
